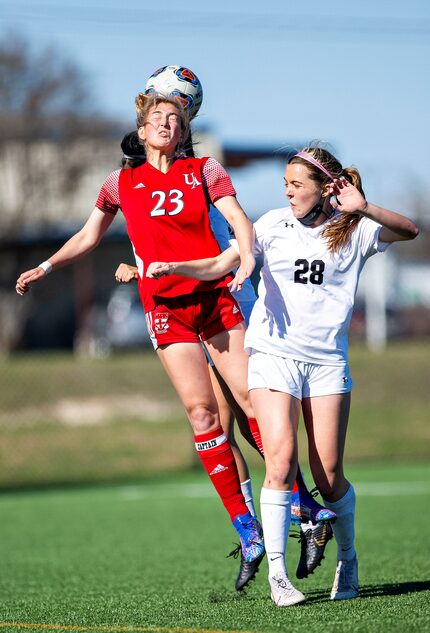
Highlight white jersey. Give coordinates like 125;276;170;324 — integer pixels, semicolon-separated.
209;205;257;305
232;206;389;365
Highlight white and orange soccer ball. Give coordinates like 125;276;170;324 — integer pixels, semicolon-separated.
145;65;203;119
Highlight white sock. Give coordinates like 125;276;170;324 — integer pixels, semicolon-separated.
323;484;356;561
260;487;291;577
240;478;256;517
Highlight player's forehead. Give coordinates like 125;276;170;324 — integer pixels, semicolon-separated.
284;162;313;183
148;102;180;116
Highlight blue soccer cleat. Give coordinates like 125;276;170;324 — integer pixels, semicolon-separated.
291;480;337;525
229;511;265;591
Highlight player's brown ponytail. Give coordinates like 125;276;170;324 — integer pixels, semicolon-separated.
321;166;365;253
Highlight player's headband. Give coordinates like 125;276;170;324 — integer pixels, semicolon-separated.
295;151;334;181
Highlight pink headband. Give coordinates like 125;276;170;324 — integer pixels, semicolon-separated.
295;151;334;181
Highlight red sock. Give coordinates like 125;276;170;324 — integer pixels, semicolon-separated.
247;417;265;456
195;426;248;521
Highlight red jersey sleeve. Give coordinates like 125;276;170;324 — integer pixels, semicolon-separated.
95;170;121;215
202;157;236;204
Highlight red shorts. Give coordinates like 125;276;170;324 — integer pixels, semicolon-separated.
145;287;244;349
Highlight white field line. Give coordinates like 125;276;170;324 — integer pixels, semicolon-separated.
119;480;430;500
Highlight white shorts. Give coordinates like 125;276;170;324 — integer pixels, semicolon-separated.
248;350;352;399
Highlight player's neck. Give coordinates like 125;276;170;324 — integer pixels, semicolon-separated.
146;148;176;173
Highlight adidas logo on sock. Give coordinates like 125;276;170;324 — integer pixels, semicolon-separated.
209;463;228;475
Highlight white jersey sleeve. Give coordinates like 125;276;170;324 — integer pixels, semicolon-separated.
229;207;283;259
355;217;391;258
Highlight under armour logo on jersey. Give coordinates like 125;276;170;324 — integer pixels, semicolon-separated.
183;172;201;188
285;222;295;228
133;182;146;189
342;377;349;383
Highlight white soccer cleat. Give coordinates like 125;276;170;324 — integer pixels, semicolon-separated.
330;556;359;600
269;572;306;607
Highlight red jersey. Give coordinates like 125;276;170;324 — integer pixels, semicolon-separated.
118;157;233;311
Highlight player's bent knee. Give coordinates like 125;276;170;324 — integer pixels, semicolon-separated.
188;405;219;435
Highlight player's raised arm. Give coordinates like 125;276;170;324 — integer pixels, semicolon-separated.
146;246;240;281
214;195;255;291
327;178;419;243
16;207;114;295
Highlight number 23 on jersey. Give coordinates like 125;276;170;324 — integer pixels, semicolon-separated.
150;189;184;217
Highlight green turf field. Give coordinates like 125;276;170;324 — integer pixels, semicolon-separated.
0;462;429;633
0;342;429;487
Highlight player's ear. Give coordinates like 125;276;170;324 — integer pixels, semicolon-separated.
137;126;146;143
322;183;332;198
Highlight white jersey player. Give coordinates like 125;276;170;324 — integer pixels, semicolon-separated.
245;205;388;367
144;145;419;607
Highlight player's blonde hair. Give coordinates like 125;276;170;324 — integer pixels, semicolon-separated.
289;146;366;253
135;93;190;157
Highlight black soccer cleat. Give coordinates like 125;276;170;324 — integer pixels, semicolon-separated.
227;543;266;591
296;520;333;579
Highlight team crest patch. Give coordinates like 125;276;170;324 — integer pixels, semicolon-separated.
154;312;170;334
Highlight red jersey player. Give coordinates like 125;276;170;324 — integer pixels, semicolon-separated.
16;94;265;589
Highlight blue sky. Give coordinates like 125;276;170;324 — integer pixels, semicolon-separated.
1;0;430;220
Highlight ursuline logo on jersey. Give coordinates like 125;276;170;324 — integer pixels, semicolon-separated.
183;172;201;189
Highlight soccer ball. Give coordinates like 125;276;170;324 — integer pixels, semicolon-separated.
145;65;203;119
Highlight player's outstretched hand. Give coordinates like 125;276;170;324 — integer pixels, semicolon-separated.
16;267;47;296
327;178;368;215
146;262;175;279
115;263;139;283
229;252;255;293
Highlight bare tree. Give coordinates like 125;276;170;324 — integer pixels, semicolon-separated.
0;33;123;234
0;34;124;353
